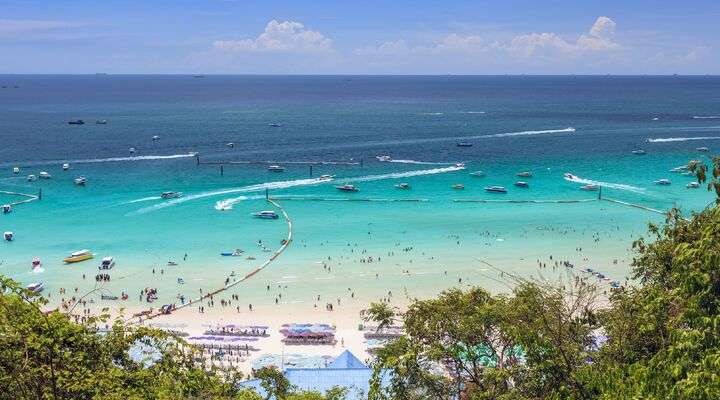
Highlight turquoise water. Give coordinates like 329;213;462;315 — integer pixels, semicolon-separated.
0;75;718;312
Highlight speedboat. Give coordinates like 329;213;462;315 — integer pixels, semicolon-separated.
31;257;41;270
452;184;465;190
39;171;51;179
516;171;532;178
456;142;473;147
580;184;599;191
484;186;508;193
226;142;235;148
152;135;160;141
62;163;70;171
63;249;94;264
268;123;282;127
68;120;85;125
697;147;709;152
395;183;411;189
336;184;359;192
318;174;334;181
654;179;671;185
455;163;465;168
469;171;485;177
2;204;11;214
632;149;646;155
687;182;700;189
221;249;244;256
268;165;285;172
160;191;182;199
670;166;688;173
26;282;44;293
253;210;279;219
12;167;20;174
3;231;13;241
376;155;391;162
129;147;136;154
96;119;107;125
99;256;115;270
74;176;86;186
514;181;529;188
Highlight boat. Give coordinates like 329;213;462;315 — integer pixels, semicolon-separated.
26;282;44;293
268;123;282;127
687;182;700;189
221;249;245;256
62;163;70;171
563;172;577;180
670;166;688;173
455;163;465;168
580;184;600;191
375;155;391;162
74;176;86;186
129;147;136;154
152;135;160;141
395;183;411;190
167;261;178;266
484;186;508;193
452;184;465;190
31;257;41;269
318;174;334;181
654;179;671;185
469;171;485;177
160;191;182;199
96;119;107;125
226;142;235;148
456;142;473;147
632;149;646;155
514;181;529;188
101;294;118;300
253;210;279;219
516;171;533;178
697;147;709;152
12;167;19;174
63;250;94;264
68;120;85;125
267;165;285;172
3;231;13;241
336;184;359;192
39;171;51;179
2;204;11;214
681;171;694;176
99;256;115;270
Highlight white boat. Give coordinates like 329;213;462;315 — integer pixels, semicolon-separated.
268;123;282;127
654;179;671;185
484;186;507;193
267;165;285;172
99;256;115;270
62;163;70;171
670;166;688;173
456;142;473;147
4;231;13;241
160;191;182;199
74;176;86;186
697;147;709;152
580;184;600;191
452;184;465;190
376;155;391;162
336;184;359;192
514;181;529;188
681;171;694;176
516;171;532;178
253;210;279;219
2;204;11;214
226;142;235;148
129;147;136;154
632;149;646;155
395;183;411;189
687;182;700;189
96;119;108;125
26;175;35;183
152;135;160;141
318;174;334;181
31;257;41;270
470;171;485;177
564;172;577;180
12;167;20;174
39;171;51;179
26;282;44;293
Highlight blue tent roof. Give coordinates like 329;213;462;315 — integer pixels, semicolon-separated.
328;350;367;369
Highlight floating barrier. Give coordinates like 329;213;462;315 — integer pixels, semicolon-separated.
270;196;427;202
453;198;597;204
601;198;667;216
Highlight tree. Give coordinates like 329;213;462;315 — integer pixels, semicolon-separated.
363;302;398;333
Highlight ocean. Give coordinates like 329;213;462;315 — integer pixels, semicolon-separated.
0;75;718;311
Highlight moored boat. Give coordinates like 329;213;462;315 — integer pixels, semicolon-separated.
516;171;532;178
129;147;136;154
31;257;41;269
96;119;107;125
26;282;44;293
12;167;20;174
267;165;285;172
697;147;709;152
2;204;11;214
654;179;671;185
3;231;13;241
39;171;51;179
632;149;646;155
253;210;279;219
456;142;473;147
395;183;411;189
99;256;115;270
68;119;85;125
152;135;160;141
62;163;70;171
336;184;359;192
687;182;700;189
452;184;465;190
64;249;94;264
160;191;182;199
484;186;507;193
514;181;529;188
74;176;86;186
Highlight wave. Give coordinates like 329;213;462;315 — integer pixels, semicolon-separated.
647;136;720;143
692;116;720;119
563;174;645;194
1;153;198;168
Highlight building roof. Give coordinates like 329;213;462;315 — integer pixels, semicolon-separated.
328;350;367;369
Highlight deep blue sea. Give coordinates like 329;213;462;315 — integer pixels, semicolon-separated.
1;75;718;313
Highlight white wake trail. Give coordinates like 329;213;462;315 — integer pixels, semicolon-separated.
647;136;720;143
563;174;645;194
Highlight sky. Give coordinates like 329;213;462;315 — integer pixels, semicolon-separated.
1;0;718;74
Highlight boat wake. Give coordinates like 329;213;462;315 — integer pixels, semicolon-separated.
214;195;266;210
387;159;455;165
349;165;465;183
647;136;720;143
563;173;645;194
1;153;198;168
693;116;720;119
125;196;162;204
479;127;575;139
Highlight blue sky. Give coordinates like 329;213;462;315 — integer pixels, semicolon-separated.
1;0;718;74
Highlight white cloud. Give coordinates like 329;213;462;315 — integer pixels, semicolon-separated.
589;16;617;39
0;19;88;38
213;20;332;53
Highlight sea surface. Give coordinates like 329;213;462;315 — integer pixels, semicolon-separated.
0;75;718;312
